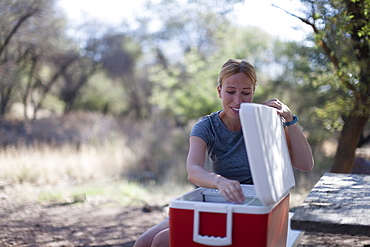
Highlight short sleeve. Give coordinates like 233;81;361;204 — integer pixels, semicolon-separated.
190;116;214;146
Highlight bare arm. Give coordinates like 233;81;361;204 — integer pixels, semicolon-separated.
264;99;314;172
186;136;244;203
285;123;314;171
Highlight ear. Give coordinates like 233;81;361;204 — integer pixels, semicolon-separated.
217;85;222;99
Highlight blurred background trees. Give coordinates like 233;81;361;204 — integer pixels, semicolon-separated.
0;0;369;184
286;0;370;173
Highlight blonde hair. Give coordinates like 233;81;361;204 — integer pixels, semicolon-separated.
218;59;257;88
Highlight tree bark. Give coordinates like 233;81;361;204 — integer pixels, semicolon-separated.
331;0;370;173
331;107;370;173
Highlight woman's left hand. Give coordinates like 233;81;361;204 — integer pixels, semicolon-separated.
263;99;294;122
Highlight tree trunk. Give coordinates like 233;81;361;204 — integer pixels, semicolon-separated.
332;0;370;173
331;107;369;173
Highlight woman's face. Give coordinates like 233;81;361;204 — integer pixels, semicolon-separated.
217;72;255;120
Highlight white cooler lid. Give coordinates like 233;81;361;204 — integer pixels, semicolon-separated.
239;103;295;205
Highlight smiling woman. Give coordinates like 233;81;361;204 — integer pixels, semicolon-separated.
217;59;256;131
133;58;314;247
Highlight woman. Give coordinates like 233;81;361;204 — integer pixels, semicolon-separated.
133;59;314;247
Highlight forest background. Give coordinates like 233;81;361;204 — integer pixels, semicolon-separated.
0;0;369;206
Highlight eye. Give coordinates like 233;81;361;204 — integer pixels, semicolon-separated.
242;92;251;96
226;91;235;95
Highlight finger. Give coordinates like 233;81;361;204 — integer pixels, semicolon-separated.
219;187;232;202
263;99;274;106
264;99;282;110
234;186;245;203
220;187;235;202
228;185;244;204
218;180;244;203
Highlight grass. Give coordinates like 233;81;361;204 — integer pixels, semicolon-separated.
0;140;136;185
0;138;193;207
0;141;321;210
35;179;194;207
0;111;330;209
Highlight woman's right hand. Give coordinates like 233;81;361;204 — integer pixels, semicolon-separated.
215;176;244;204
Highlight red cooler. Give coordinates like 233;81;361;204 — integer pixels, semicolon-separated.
169;103;295;247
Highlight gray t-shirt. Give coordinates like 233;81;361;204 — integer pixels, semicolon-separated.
190;110;253;184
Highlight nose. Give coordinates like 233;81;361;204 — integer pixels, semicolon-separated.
233;93;243;105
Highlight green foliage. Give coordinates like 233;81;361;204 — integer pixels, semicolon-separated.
3;0;369;175
315;98;353;131
150;50;220;123
43;94;66;114
73;72;125;114
297;1;370;109
149;24;275;123
259;39;340;155
270;0;370;173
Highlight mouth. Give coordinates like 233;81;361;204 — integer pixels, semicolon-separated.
231;107;240;112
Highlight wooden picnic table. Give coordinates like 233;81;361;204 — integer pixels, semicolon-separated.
291;172;370;236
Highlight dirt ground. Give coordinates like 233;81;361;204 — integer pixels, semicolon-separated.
2;188;370;247
0;187;167;247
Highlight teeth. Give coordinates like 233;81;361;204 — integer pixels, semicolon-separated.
232;107;240;111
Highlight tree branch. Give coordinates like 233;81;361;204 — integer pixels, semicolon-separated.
0;7;40;57
271;4;358;94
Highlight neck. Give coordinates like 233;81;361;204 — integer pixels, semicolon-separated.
219;111;241;131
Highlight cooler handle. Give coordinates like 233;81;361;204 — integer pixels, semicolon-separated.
193;205;233;246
